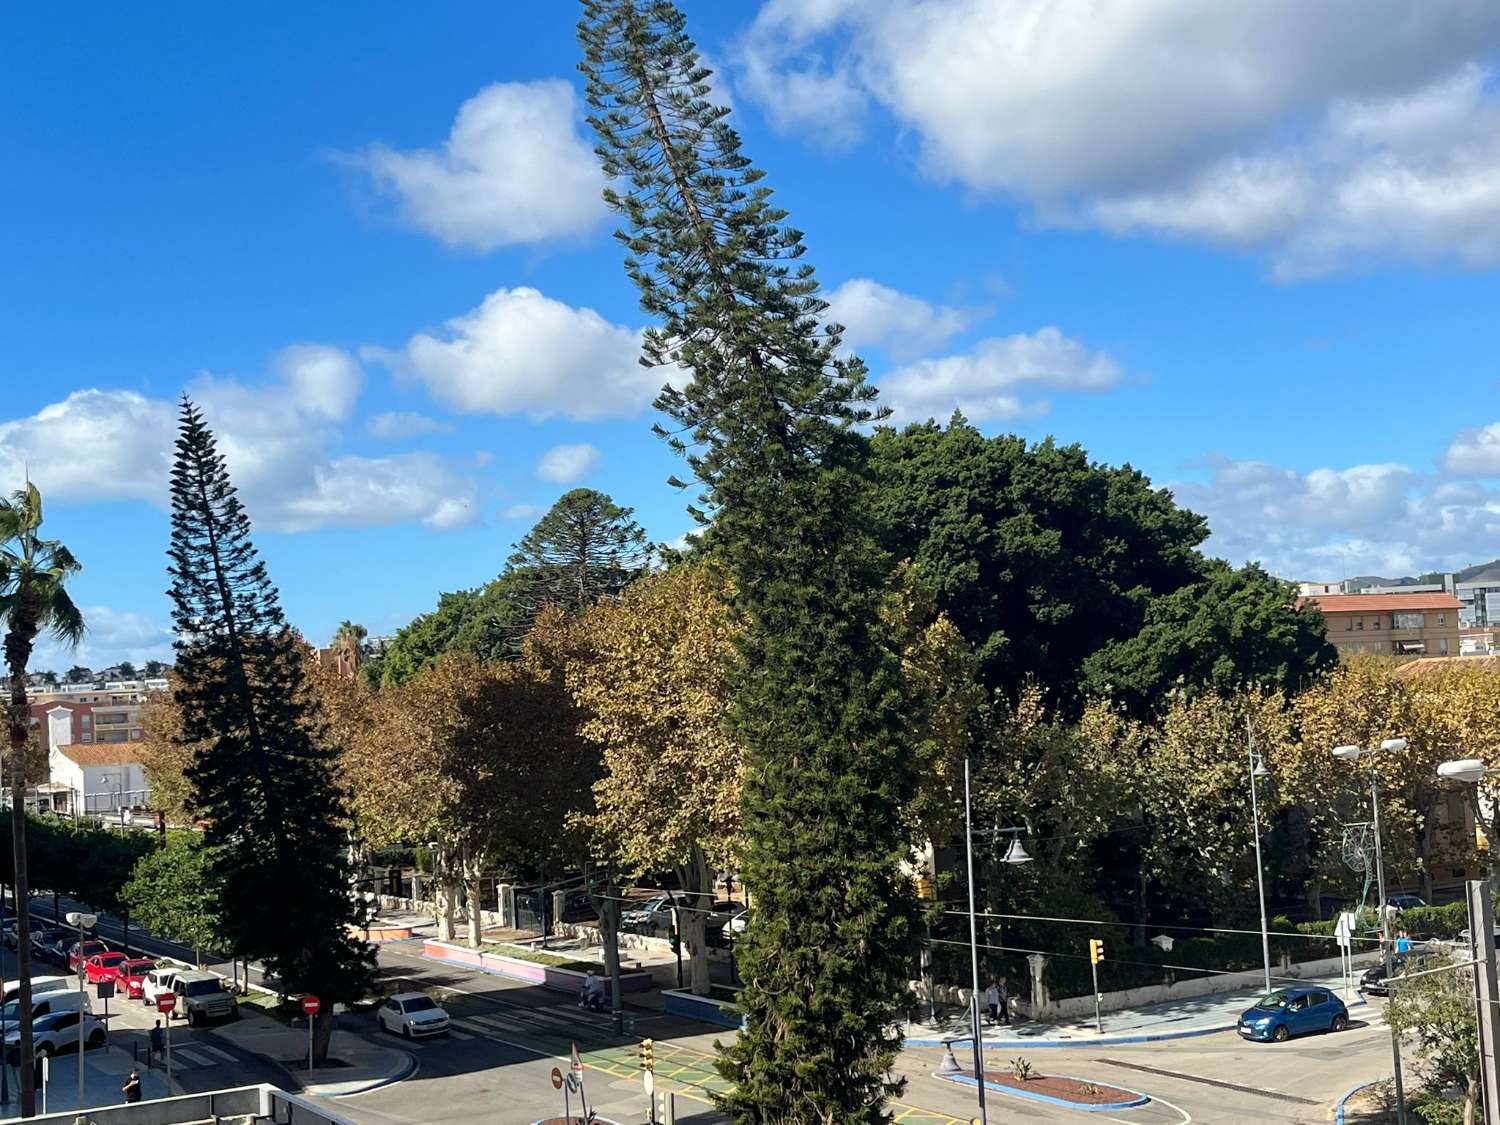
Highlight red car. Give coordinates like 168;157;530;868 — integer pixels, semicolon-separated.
68;940;109;972
117;958;157;999
83;951;130;984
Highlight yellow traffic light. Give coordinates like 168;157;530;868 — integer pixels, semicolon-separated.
915;876;936;901
640;1038;654;1071
1089;938;1105;964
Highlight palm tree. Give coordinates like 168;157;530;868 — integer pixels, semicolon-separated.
332;620;367;679
0;483;84;1116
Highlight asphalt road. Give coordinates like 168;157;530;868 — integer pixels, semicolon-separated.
321;942;1401;1125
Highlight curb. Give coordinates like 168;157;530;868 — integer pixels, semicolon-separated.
323;1048;419;1098
908;992;1366;1049
1333;1078;1382;1125
936;1070;1150;1113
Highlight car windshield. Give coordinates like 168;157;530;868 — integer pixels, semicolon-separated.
182;980;224;997
1254;992;1290;1010
98;954;126;964
402;997;438;1013
125;961;154;974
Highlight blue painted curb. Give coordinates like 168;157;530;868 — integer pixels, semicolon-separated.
908;992;1366;1049
1334;1078;1382;1125
937;1070;1150;1112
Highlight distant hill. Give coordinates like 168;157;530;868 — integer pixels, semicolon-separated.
1344;559;1500;590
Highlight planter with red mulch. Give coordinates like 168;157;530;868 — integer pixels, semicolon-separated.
938;1068;1149;1111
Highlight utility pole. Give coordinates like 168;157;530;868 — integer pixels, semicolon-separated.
1370;770;1407;1125
1248;717;1272;994
962;758;987;1125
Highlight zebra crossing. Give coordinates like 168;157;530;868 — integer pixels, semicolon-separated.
166;1042;240;1069
409;1001;616;1048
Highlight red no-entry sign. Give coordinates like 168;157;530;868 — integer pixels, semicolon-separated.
156;993;176;1014
301;995;321;1017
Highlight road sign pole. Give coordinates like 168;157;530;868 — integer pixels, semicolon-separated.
1090;959;1102;1034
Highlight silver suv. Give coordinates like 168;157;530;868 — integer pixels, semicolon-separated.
171;971;237;1026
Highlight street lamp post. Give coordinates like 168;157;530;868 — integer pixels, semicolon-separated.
1248;717;1272;994
64;910;96;1113
962;758;1032;1125
1437;758;1500;1125
1334;739;1408;1125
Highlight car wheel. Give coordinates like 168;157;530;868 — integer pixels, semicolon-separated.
1272;1025;1290;1043
86;1031;105;1049
1331;1014;1348;1033
402;1025;411;1040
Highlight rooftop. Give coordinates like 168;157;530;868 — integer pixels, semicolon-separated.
1396;655;1500;679
1297;592;1463;613
52;744;144;767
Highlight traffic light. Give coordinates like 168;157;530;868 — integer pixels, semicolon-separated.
640;1039;654;1071
1089;938;1105;964
668;932;680;952
915;876;936;902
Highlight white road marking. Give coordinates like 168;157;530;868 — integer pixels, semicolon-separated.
197;1044;237;1062
173;1048;213;1067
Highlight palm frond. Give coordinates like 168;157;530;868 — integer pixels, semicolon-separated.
41;584;86;647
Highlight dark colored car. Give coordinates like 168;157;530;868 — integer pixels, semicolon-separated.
1238;986;1349;1042
1362;954;1429;996
1387;894;1426;912
68;940;109;972
559;891;598;923
30;928;67;963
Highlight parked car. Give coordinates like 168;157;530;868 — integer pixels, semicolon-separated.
1387;894;1426;912
68;940;109;972
170;971;237;1026
376;992;450;1039
83;951;130;984
1360;957;1428;997
706;900;746;930
1459;925;1500;945
0;987;90;1028
560;891;598;923
1;976;70;1008
117;959;157;1000
622;896;674;935
1238;987;1349;1042
1;919;17;949
141;966;180;1007
3;1010;106;1062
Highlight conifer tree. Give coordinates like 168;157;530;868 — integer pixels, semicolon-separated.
166;398;372;1058
579;4;918;1119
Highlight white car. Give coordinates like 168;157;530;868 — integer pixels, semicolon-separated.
377;992;450;1038
4;1011;106;1060
142;967;180;1007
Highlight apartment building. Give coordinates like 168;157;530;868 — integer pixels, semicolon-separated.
1297;592;1463;659
27;678;167;749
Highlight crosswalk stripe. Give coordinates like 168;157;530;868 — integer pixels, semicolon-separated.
453;1017;495;1035
173;1048;213;1067
196;1044;237;1063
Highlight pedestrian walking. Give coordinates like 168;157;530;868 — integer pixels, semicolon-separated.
985;979;1000;1025
997;976;1011;1025
122;1069;142;1104
150;1019;164;1066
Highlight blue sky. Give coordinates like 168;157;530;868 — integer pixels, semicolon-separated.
5;1;1500;670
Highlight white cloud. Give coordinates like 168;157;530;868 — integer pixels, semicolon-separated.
536;443;600;485
367;411;452;439
1169;455;1500;578
500;503;543;521
879;327;1123;424
385;286;662;421
34;606;175;674
0;346;478;534
347;80;606;251
1444;420;1500;475
737;0;1500;276
825;278;984;360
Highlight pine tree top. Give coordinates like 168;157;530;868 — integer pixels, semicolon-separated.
578;0;882;502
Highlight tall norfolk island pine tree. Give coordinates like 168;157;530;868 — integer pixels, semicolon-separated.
580;3;919;1120
167;399;373;1058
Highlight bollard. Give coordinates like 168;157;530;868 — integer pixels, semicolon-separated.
936;1038;963;1076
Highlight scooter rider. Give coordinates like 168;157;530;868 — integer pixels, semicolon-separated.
579;970;606;1011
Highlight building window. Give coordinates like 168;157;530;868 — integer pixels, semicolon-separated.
79;716;90;728
95;713;127;725
1393;612;1424;630
1441;637;1450;655
1439;613;1447;626
129;729;142;740
1356;618;1364;630
1373;617;1381;629
1346;618;1354;631
97;730;128;744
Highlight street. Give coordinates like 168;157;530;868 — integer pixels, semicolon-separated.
312;939;1401;1125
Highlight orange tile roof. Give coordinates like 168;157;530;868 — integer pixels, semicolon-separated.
53;744;142;767
1396;655;1500;679
1297;593;1463;613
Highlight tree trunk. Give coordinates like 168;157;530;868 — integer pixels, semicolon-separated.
6;611;39;1117
589;870;623;1018
463;850;482;949
312;1007;336;1065
679;846;714;996
435;878;457;943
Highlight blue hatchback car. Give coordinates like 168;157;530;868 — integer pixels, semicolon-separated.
1237;986;1349;1042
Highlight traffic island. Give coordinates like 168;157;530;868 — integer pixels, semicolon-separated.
937;1066;1149;1112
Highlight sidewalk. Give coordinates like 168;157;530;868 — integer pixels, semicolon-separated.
216;1011;414;1097
0;1043;174;1120
905;973;1368;1047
